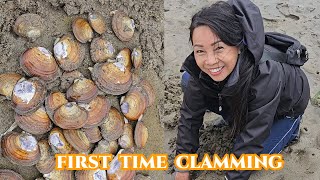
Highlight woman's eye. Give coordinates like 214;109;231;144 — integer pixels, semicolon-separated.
215;46;224;51
196;50;204;54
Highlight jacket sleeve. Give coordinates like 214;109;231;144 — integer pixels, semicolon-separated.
176;75;207;155
226;61;283;180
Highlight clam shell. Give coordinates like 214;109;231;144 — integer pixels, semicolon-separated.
66;78;98;103
92;139;118;155
91;62;132;95
134;119;148;149
11;77;46;115
45;91;68;120
116;48;132;70
107;149;135;180
1;132;40;166
20;47;61;82
48;127;73;154
131;47;142;69
82;95;110;128
36;139;56;174
90;37;115;63
43;169;74;180
120;86;147;121
14;106;53;135
13;13;45;40
72;17;94;43
139;79;155;107
112;11;135;42
88;12;107;34
0;73;22;99
100;107;124;141
0;169;24;180
53;102;88;129
75;169;106;180
53;34;85;71
82;127;102;143
118;119;134;149
60;70;84;91
63;129;92;152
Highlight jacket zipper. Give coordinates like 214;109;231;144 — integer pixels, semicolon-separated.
218;93;222;112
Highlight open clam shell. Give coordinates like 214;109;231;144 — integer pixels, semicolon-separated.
90;37;115;63
118;118;134;149
0;169;24;180
36;139;56;174
1;132;40;166
76;169;107;180
45;91;68;120
88;12;107;34
53;102;88;129
14;106;53;135
0;73;22;99
63;129;92;153
120;86;147;121
107;149;135;180
48;127;73;154
43;169;74;180
82;126;102;143
11;77;46;115
72;17;94;43
134;118;148;149
20;47;61;82
82;95;110;128
100;107;124;141
53;34;85;71
131;47;142;69
91;62;132;95
92;139;118;155
111;11;135;42
13;13;45;40
66;78;98;103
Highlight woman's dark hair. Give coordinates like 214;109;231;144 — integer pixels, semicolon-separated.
190;1;255;136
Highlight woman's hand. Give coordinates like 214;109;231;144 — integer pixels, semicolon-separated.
175;172;190;180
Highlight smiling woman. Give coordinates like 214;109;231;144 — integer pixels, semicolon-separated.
175;0;310;180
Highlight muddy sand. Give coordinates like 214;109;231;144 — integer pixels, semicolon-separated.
164;0;320;179
0;0;165;179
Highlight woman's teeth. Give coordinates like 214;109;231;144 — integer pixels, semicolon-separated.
210;67;223;73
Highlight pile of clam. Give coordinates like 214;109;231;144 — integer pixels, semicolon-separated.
0;10;153;180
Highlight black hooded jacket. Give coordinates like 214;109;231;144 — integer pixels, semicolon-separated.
175;0;310;179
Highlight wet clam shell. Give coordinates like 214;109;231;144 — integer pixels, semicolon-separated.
53;34;85;71
134;119;148;149
120;86;147;121
131;47;142;69
0;73;22;99
14;106;53;135
91;62;132;95
111;11;135;42
118;119;134;149
116;48;132;70
92;139;118;155
43;169;74;180
63;129;92;152
75;169;107;180
100;107;124;141
11;77;46;115
90;37;115;63
53;102;88;129
72;17;94;43
48;127;73;154
82;95;110;128
107;149;135;180
20;47;61;82
88;12;107;34
66;78;98;103
82;127;102;143
13;13;45;40
0;169;24;180
139;79;155;107
45;91;68;120
1;132;40;166
36;139;56;174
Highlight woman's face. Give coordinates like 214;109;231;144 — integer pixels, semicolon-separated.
192;25;239;82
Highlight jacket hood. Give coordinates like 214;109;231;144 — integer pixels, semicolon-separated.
227;0;265;65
